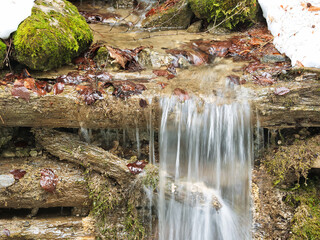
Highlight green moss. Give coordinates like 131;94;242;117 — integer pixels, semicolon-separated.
189;0;257;29
142;0;193;29
286;179;320;240
13;0;92;70
125;202;145;240
264;135;320;187
141;164;159;190
0;40;6;69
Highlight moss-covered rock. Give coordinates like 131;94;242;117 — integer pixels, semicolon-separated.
142;0;193;29
0;40;6;69
189;0;257;30
13;0;93;71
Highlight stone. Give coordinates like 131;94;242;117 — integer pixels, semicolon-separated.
0;174;15;188
13;0;93;71
1;150;15;158
189;0;258;30
142;0;193;29
187;20;202;33
261;54;286;63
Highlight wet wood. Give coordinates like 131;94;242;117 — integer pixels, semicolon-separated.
33;128;133;185
1;78;320;129
0;85;160;130
0;156;90;209
0;217;95;240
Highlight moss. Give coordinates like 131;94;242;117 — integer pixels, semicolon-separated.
0;40;6;69
285;179;320;240
141;164;159;190
13;0;92;70
189;0;257;30
142;0;193;29
263;134;320;187
125;202;146;240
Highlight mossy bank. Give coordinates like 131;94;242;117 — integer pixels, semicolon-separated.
0;40;6;69
13;0;93;71
189;0;258;30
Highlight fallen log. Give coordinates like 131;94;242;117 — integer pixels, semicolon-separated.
0;217;96;240
33;128;133;186
1;77;320;129
34;129;222;210
0;156;89;209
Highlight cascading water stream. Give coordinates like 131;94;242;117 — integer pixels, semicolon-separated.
158;96;252;240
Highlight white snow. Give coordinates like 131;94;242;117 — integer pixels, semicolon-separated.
258;0;320;68
0;0;35;39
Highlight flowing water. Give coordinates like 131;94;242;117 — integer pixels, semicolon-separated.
158;96;253;240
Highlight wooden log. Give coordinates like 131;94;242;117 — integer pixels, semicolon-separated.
0;217;96;240
1;77;320;129
0;156;89;209
33;128;133;185
33;129;222;210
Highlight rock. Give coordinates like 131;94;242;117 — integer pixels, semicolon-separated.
189;0;258;30
142;0;193;29
261;54;286;63
0;174;15;188
0;40;6;69
187;20;202;33
206;22;232;34
13;0;93;71
1;150;16;158
93;46;121;70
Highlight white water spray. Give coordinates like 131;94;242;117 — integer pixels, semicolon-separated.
158;96;252;240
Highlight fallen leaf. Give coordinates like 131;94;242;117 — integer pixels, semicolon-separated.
40;168;58;193
11;86;30;102
139;99;148;108
3;229;10;237
127;160;148;175
9;169;27;180
53;82;65;95
173;88;190;101
274;87;290;95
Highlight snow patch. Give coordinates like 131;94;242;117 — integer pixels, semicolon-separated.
0;0;35;39
258;0;320;68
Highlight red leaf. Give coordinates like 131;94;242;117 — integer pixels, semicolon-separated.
158;82;168;89
40;168;58;193
153;69;169;77
139;99;148;108
127;160;148;175
173;88;190;101
24;78;36;90
11;86;30;102
9;169;27;180
53;82;64;95
274;87;290;95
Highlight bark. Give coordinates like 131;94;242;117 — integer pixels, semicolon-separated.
0;217;96;240
1;79;320;129
34;129;222;210
33;128;133;185
0;156;89;209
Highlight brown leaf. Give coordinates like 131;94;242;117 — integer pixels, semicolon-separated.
274;87;290;95
3;229;10;237
139;99;148;108
173;88;190;101
53;82;65;95
9;169;27;180
127;160;148;175
11;86;30;102
40;168;58;193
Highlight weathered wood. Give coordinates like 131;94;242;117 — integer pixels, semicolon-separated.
1;78;320;129
34;129;222;210
0;85;160;129
0;217;96;240
0;156;89;209
33;128;133;185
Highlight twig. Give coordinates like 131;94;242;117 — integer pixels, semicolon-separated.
0;114;4;124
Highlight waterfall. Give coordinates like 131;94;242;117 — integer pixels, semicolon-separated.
158;96;252;240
